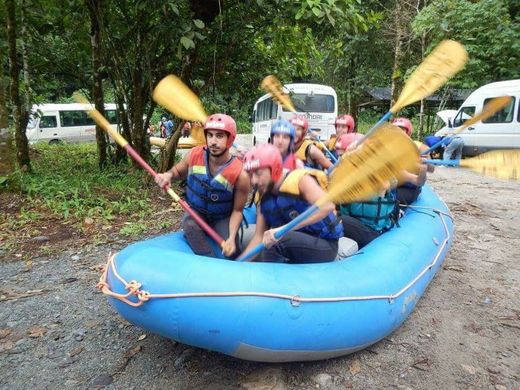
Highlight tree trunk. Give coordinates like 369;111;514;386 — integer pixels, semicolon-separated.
6;0;31;171
390;1;404;108
21;0;31;111
86;0;108;169
0;41;9;131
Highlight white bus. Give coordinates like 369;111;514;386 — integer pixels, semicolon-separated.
26;103;119;144
251;83;338;145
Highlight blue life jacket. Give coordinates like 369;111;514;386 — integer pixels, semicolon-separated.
340;190;399;232
186;146;242;223
259;169;343;240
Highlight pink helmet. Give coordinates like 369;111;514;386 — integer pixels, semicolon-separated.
335;115;355;133
335;133;363;151
392;117;413;137
204;113;237;148
289;115;309;133
243;144;283;182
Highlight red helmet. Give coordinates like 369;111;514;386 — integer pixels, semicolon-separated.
289;115;309;133
243;144;283;182
336;133;363;151
392;117;413;137
335;115;355;133
204;113;237;148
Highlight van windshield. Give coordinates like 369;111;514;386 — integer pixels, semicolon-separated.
27;115;38;129
283;94;335;113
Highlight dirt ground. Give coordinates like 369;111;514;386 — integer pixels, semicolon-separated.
1;166;519;390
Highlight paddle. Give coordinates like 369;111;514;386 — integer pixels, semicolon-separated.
261;75;338;163
237;124;420;262
73;94;226;248
152;75;208;144
421;96;512;156
153;75;246;154
355;40;468;146
424;150;520;181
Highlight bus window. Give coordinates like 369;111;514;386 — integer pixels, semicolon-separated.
284;94;335;113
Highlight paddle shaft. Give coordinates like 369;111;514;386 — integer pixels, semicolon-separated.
423;159;460;166
86;107;226;247
237;205;319;262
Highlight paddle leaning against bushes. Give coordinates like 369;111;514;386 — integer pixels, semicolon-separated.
237;124;420;262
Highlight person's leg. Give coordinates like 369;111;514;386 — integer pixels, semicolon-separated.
451;138;464;160
182;214;216;257
396;186;421;205
259;231;338;264
341;215;380;249
443;140;456;160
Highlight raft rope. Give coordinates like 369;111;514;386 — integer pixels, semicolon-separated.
97;206;453;308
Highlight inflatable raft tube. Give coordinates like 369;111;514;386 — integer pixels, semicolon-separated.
100;185;453;362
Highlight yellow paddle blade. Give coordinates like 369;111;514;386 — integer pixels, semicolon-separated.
153;75;208;123
391;40;468;113
322;124;419;205
454;96;512;134
189;122;206;144
261;75;296;113
460;150;520;181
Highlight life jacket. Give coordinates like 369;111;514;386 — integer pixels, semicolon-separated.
295;139;320;169
282;153;298;171
186;146;242;222
339;190;399;233
259;169;343;240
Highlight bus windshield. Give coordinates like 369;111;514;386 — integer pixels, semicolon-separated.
283;94;335;113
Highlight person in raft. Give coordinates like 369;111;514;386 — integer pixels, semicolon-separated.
290;115;333;171
270;119;304;173
154;114;250;258
334;133;401;249
326;114;356;159
392;117;433;205
240;144;343;263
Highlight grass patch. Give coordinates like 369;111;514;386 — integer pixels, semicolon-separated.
0;143;180;257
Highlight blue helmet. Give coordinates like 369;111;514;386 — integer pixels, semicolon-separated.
270;119;296;152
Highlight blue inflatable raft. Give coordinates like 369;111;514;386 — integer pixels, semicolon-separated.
99;185;453;362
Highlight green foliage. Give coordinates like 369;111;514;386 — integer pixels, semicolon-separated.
15;143;157;221
412;0;520;87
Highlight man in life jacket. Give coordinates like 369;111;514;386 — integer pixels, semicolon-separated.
392;117;432;205
240;144;343;263
334;133;400;249
290;115;332;171
270;119;304;172
155;113;250;258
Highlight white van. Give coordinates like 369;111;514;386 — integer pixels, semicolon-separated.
26;103;119;144
251;83;337;145
435;79;520;156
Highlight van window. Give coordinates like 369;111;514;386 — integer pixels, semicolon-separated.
60;110;95;127
482;97;515;123
283;94;335;113
453;106;476;127
106;110;118;125
40;115;57;128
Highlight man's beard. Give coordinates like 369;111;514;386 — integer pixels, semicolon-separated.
208;147;226;157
